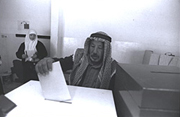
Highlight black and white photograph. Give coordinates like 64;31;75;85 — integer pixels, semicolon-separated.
0;0;179;117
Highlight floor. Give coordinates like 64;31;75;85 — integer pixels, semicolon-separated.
2;75;23;94
3;82;23;94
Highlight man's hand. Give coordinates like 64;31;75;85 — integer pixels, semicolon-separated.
35;57;54;75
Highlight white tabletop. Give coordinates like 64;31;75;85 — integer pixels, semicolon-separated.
5;80;117;117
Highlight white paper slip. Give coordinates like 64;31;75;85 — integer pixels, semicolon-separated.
38;61;71;102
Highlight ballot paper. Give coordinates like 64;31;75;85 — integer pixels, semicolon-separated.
38;61;71;102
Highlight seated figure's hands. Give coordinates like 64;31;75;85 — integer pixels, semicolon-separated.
32;53;39;62
35;57;54;75
22;54;28;59
32;53;37;59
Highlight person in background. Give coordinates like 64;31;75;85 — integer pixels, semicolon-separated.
35;31;117;90
16;29;47;83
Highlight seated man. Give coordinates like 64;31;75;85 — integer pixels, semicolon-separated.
35;31;117;90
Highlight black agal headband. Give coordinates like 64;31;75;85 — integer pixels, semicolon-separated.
90;32;112;42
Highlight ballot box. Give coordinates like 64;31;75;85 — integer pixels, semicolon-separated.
113;63;180;117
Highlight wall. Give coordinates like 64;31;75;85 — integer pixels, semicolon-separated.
59;0;180;64
0;0;180;72
179;31;180;55
0;0;51;72
0;0;51;34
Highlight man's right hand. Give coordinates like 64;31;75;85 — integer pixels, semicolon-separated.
35;57;54;75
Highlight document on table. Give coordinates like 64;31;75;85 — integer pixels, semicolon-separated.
38;61;71;102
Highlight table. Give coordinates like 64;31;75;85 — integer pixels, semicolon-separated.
114;63;180;117
5;80;117;117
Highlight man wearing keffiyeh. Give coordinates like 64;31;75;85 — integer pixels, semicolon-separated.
35;31;117;90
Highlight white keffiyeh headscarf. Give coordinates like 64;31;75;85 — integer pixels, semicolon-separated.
70;31;113;89
24;29;38;61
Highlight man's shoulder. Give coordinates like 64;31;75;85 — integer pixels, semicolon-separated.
74;48;84;64
37;40;43;44
111;59;118;74
111;59;118;66
20;42;25;47
21;42;25;45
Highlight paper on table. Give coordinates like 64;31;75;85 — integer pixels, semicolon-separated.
38;61;71;102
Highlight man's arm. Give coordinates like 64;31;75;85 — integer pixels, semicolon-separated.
35;55;74;75
55;55;74;72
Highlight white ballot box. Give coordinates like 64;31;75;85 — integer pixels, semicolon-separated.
5;80;117;117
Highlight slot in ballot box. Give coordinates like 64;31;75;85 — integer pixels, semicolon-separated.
113;63;180;117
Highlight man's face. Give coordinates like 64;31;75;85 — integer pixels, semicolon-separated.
89;40;104;64
29;34;36;40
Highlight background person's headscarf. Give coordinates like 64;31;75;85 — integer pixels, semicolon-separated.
24;29;38;61
70;31;112;89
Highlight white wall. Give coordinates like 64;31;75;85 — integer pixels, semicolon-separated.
0;0;180;72
59;0;180;64
0;0;51;72
0;0;51;35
